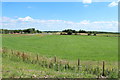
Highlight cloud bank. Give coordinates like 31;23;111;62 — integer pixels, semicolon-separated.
1;16;118;32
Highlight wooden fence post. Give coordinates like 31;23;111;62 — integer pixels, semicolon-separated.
54;56;56;63
11;50;13;54
3;47;7;53
2;48;5;53
102;61;105;76
22;52;25;61
78;59;80;71
36;54;39;61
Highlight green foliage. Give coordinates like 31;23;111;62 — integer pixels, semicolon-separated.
62;29;77;35
1;28;42;34
67;30;73;35
79;30;87;33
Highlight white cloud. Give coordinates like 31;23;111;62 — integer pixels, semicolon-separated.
1;16;118;32
93;21;117;24
18;16;34;21
47;20;63;22
79;20;90;24
1;17;17;23
83;0;92;4
108;1;118;7
2;17;12;22
108;0;120;7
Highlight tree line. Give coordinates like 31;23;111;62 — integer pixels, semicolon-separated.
61;29;118;35
0;28;118;35
0;28;42;34
61;29;95;35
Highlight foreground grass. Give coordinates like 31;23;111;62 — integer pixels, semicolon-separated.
2;52;98;78
2;34;118;61
2;51;118;78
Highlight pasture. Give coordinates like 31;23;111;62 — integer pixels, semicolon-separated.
2;34;118;61
2;34;118;78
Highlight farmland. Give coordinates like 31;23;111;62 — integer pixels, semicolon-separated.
2;34;118;61
2;34;118;78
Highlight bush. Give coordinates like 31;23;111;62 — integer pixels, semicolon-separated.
67;31;72;35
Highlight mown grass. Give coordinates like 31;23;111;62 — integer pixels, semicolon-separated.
2;34;118;61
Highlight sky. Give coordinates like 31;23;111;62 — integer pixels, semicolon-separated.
1;0;119;32
2;0;119;2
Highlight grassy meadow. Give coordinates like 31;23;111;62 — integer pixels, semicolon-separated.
2;34;118;78
2;34;118;61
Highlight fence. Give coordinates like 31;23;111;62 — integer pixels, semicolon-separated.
2;47;118;78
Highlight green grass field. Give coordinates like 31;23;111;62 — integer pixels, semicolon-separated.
2;34;118;78
2;34;118;61
2;52;98;78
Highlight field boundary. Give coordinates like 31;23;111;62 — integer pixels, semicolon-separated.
2;47;118;78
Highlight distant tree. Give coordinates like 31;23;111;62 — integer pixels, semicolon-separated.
62;29;76;35
93;33;96;36
22;28;36;34
93;32;97;36
79;30;86;33
62;29;76;33
67;30;72;35
1;28;42;34
28;28;35;33
36;30;42;33
88;32;92;36
60;32;63;35
3;29;9;34
72;30;76;33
